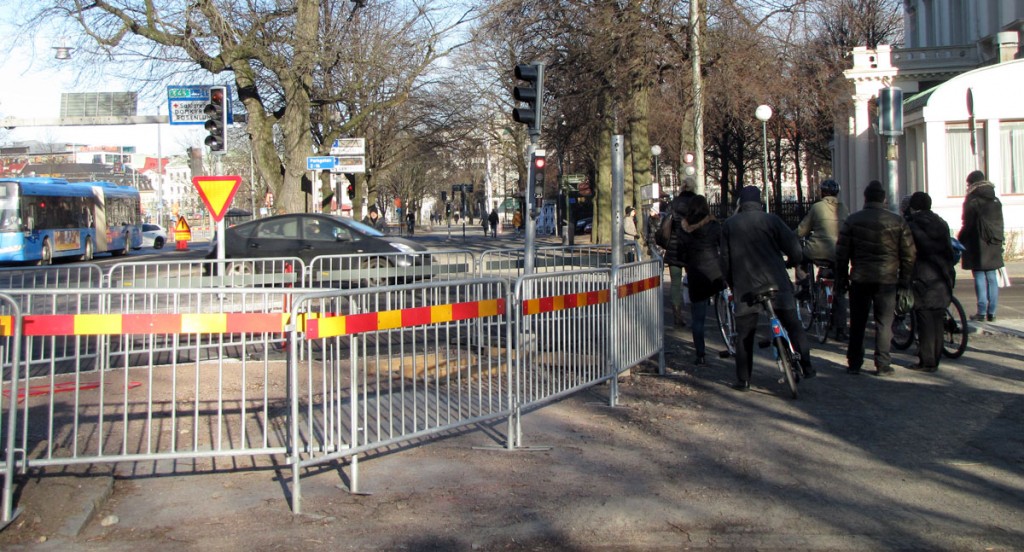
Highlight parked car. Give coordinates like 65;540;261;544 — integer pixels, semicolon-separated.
141;223;168;249
203;213;430;281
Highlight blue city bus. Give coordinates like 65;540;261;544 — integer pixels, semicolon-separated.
0;177;143;264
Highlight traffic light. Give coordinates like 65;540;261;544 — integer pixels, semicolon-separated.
204;86;228;154
346;182;355;199
683;151;696;177
528;149;546;218
512;63;544;137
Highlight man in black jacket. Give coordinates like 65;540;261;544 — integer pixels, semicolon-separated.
720;186;814;391
836;181;916;377
905;192;955;372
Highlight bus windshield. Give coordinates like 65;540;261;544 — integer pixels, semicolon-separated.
0;182;21;232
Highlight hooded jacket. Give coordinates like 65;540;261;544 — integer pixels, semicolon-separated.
957;181;1005;271
678;215;725;302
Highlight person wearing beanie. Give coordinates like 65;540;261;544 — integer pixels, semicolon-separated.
835;180;916;377
720;185;814;391
905;191;955;372
362;205;386;231
957;170;1005;322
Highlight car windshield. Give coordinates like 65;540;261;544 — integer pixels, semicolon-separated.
338;217;384;237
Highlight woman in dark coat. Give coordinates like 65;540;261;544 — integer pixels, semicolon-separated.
906;192;955;372
958;170;1004;321
677;195;725;366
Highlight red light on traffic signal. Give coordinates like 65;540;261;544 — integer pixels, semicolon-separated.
534;157;546;169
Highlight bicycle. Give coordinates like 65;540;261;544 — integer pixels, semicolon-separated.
750;287;802;399
796;262;838;344
891;295;968;358
714;286;737;357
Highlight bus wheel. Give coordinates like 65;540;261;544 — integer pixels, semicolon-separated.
38;239;53;266
80;239;94;262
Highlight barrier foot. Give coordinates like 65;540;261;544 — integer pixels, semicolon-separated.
0;507;23;532
473;408;552;453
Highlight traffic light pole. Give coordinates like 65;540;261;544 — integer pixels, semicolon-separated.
611;135;624;267
524;142;537;276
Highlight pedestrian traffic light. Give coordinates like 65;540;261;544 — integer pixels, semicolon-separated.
204;86;228;154
683;151;696;177
512;63;544;137
346;182;355;199
528;150;546;218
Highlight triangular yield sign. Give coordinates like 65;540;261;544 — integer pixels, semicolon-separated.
192;175;243;222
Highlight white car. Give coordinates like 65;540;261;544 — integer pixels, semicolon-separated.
141;223;168;249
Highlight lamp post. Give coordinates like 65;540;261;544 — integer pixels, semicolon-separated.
650;144;661;190
755;104;772;213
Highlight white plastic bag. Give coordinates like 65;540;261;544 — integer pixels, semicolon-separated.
997;266;1012;288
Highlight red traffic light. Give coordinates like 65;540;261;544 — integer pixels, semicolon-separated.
534;156;546;170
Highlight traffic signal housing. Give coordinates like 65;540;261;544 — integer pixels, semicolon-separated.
682;151;696;177
512;63;544;137
528;149;546;218
204;86;228;154
346;182;355;200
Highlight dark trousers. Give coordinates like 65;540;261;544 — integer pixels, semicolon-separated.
734;307;810;383
914;307;945;369
690;298;708;358
847;282;897;371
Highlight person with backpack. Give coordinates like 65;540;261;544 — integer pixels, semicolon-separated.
677;195;725;366
656;179;696;327
958;170;1005;322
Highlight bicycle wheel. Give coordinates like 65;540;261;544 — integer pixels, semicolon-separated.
775;337;799;400
941;296;968;359
891;311;915;350
715;292;737;357
813;286;832;344
798;291;814;331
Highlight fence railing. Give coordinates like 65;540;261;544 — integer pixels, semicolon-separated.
0;245;663;521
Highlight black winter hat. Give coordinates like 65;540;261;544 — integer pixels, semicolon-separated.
739;185;761;204
864;180;886;203
908;191;931;211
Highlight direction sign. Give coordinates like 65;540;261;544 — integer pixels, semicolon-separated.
330;138;366;156
307;156;335;171
333;156;366;173
167;85;234;126
192;175;243;222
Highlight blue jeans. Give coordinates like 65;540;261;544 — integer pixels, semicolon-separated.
972;270;999;316
690;298;708;358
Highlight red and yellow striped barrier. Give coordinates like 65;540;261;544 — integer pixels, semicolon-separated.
0;276;659;339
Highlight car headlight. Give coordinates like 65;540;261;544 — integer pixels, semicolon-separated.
389;242;416;254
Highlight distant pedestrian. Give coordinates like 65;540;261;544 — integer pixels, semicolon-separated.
958;170;1005;321
362;206;386;232
512;210;523;237
646;205;661;258
677;195;725;367
835;180;916;377
624;206;639;241
905;192;955;373
406;211;415;235
488;209;499;237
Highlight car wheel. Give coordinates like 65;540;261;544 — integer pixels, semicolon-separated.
226;261;254;286
154;237;165;249
361;257;391;287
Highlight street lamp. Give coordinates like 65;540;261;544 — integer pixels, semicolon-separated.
650;144;661;190
755;104;772;212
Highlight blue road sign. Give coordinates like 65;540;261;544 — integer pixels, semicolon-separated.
168;85;234;125
307;156;336;171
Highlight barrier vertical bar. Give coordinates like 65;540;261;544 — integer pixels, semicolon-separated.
1;295;23;528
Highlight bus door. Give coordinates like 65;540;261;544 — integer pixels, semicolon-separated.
91;186;110;252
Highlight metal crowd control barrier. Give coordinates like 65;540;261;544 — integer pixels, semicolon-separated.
477;243;640;279
287;278;512;513
305;249;475;288
0;244;665;519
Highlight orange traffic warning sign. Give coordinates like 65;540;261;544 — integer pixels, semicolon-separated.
192;175;242;222
174;216;192;250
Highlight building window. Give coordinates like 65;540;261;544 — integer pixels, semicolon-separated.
1000;121;1024;195
946;123;985;197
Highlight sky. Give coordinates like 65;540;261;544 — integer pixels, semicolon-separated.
0;25;202;158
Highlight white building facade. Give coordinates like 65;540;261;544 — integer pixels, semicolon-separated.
835;1;1023;254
